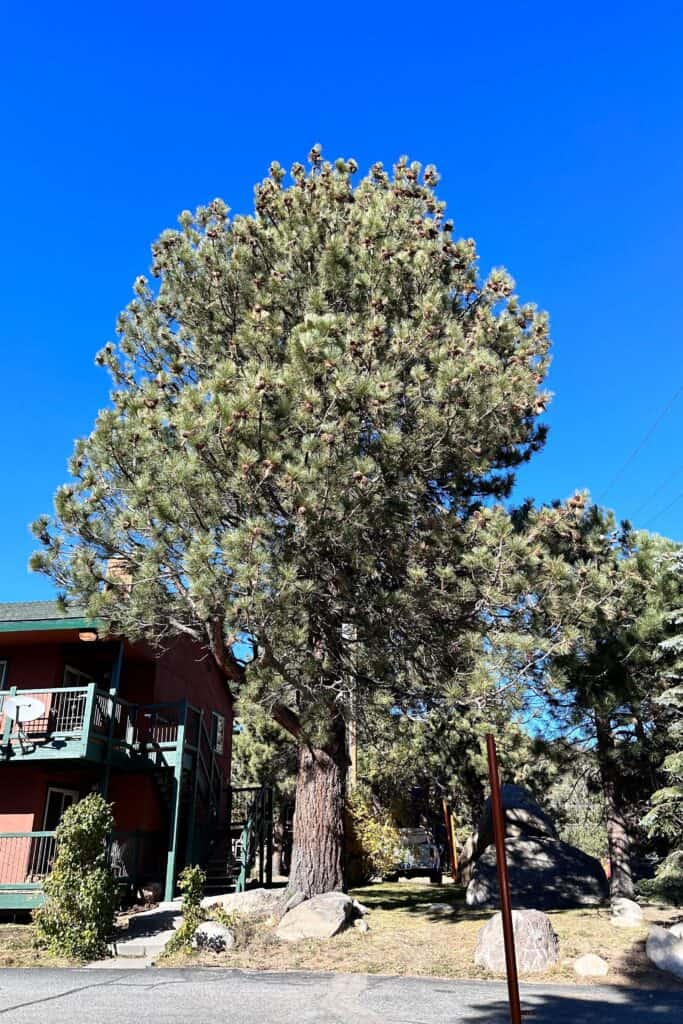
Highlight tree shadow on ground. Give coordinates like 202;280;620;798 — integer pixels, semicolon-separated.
351;882;499;925
456;984;683;1022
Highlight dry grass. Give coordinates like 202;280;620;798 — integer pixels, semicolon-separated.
0;923;74;968
161;882;683;988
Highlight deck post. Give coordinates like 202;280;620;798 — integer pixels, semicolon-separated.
185;708;202;866
164;700;186;902
2;687;17;749
80;683;97;758
265;787;273;888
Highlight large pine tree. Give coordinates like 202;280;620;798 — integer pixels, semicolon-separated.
32;150;554;895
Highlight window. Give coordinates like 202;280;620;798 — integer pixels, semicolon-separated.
43;787;79;830
211;712;225;755
63;665;93;687
0;660;8;690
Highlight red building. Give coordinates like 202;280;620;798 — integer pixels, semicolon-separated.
0;601;237;909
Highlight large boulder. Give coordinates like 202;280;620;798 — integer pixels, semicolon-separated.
201;887;284;918
475;909;560;974
276;891;354;942
460;786;557;884
646;925;683;981
610;897;644;929
466;836;609;910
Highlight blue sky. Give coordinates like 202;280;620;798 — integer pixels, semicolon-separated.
1;1;682;600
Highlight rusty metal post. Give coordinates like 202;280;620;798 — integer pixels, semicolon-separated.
486;733;522;1024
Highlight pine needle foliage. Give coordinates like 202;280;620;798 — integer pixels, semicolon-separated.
31;148;554;739
30;148;574;889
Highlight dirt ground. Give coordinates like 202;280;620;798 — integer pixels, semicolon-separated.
160;881;683;988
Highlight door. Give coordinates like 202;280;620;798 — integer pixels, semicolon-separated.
42;787;79;830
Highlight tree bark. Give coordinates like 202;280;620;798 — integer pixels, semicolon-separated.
288;719;347;896
595;714;634;899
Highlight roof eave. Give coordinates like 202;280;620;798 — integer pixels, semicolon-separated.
0;617;102;634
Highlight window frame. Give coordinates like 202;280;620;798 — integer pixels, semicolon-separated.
211;711;225;755
42;786;80;830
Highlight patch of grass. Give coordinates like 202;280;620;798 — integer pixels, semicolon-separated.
159;882;683;989
0;923;76;968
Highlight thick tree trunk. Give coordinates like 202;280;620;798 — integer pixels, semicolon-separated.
603;775;634;898
596;714;634;899
288;721;347;896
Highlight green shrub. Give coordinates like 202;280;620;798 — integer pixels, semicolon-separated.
639;851;683;905
34;793;118;961
346;786;401;885
164;865;206;953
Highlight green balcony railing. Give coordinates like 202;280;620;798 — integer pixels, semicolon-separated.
0;685;182;763
0;831;57;890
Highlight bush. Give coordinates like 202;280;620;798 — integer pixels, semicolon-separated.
34;794;118;961
164;865;206;953
639;851;683;905
346;786;401;886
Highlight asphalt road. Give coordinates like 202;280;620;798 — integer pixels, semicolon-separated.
1;969;682;1023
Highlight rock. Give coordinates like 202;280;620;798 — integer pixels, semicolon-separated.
610;897;644;928
283;890;306;914
646;925;683;981
354;918;370;934
475;910;560;975
276;891;354;942
466;836;609;910
574;953;609;977
201;887;284;918
352;899;371;917
460;786;558;884
670;922;683;939
192;920;236;953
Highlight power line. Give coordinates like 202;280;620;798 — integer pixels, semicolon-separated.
598;383;683;502
632;463;683;518
644;489;683;529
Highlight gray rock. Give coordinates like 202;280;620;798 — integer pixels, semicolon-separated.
466;836;609;910
610;897;644;928
460;786;558;884
351;899;371;917
201;887;284;918
276;891;354;942
670;922;683;939
475;910;560;975
284;890;307;914
646;925;683;981
574;953;609;977
192;920;236;953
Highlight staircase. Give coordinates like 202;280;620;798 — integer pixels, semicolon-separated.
203;785;273;896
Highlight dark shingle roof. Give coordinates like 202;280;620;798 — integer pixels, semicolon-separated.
0;601;85;622
0;601;96;633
